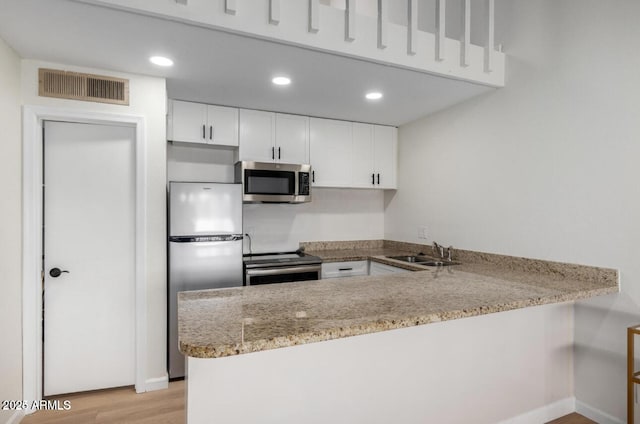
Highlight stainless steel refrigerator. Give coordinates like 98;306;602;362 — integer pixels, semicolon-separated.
168;182;243;379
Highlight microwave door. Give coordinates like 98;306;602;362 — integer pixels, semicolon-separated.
245;169;295;196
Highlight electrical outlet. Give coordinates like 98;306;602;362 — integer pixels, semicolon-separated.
418;226;428;239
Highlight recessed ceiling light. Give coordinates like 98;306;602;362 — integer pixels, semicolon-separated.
365;91;383;100
149;56;174;67
272;76;291;86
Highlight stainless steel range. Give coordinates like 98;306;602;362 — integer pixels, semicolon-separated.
243;250;322;285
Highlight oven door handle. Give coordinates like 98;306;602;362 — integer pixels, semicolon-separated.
245;265;321;277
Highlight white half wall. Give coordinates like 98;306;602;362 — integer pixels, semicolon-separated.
188;302;575;424
384;1;640;421
20;59;168;388
0;37;23;424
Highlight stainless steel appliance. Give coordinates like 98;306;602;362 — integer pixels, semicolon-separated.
168;182;243;379
235;161;312;203
244;251;322;285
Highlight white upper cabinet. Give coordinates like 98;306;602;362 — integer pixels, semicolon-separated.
167;100;238;147
352;123;376;188
351;123;398;189
169;99;396;189
239;110;309;164
373;125;397;189
239;109;275;162
310;118;352;187
275;113;309;164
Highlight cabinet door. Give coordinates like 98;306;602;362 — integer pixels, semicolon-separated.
369;261;409;275
275;113;309;164
309;118;352;187
169;100;207;144
373;125;397;189
239;109;275;162
351;123;375;188
207;105;239;147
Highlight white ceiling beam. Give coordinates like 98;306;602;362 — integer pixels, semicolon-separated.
309;0;319;33
435;0;445;61
269;0;280;25
225;0;236;15
346;0;356;41
377;0;387;49
460;0;470;67
407;0;417;55
484;0;494;72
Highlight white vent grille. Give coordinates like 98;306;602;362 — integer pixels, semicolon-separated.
39;68;129;105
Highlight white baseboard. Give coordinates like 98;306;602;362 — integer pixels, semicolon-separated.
144;375;169;392
498;397;576;424
7;409;25;424
576;400;624;424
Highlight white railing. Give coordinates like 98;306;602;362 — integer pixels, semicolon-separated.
79;0;505;87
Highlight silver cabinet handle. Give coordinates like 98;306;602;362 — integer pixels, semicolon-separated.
202;124;205;139
210;125;213;140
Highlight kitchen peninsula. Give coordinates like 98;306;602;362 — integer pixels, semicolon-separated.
179;241;617;424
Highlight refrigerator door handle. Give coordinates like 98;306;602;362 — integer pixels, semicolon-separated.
169;234;243;243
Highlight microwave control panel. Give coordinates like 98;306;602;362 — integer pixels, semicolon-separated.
299;172;310;196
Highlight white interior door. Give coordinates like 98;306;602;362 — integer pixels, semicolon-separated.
43;121;136;396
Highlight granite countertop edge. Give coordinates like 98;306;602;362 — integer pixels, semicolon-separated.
179;284;618;359
179;242;619;359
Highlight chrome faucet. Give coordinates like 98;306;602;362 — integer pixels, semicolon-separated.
432;242;454;262
432;242;444;259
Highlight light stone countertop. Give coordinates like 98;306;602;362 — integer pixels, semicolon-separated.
178;241;618;359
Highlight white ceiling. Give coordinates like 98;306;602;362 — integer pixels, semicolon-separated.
0;0;494;126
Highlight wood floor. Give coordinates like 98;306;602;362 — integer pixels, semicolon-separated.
22;381;596;423
21;381;185;424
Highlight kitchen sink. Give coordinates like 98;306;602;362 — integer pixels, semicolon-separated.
386;255;460;267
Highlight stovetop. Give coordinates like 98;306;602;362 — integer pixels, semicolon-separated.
243;250;323;268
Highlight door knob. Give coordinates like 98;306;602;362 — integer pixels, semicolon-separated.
49;268;70;278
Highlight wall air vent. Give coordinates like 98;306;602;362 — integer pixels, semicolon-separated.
38;68;129;106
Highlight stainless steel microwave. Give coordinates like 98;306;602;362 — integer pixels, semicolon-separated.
234;161;312;203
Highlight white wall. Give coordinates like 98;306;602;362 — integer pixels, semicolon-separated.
0;37;23;424
20;60;168;388
244;188;384;253
167;143;235;183
385;0;640;421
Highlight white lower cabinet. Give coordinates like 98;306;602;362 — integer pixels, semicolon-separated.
369;261;410;276
321;261;369;279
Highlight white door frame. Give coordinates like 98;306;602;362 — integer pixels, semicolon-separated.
22;105;148;408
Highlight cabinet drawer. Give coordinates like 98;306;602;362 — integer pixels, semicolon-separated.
321;260;368;279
